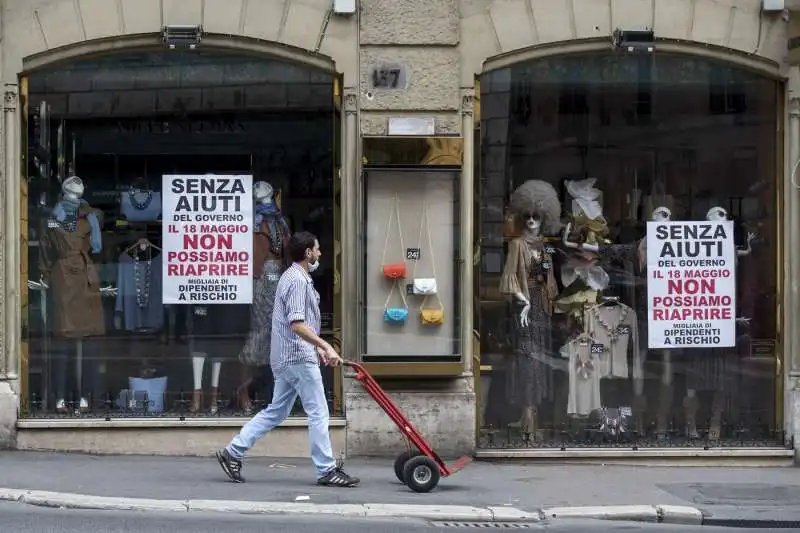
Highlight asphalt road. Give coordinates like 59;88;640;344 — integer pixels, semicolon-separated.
0;502;792;533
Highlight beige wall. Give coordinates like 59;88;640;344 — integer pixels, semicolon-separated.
0;0;358;82
359;0;788;137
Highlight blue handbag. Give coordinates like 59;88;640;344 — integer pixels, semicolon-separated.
383;280;408;325
384;307;409;324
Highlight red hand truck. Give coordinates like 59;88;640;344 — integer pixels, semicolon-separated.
344;361;472;493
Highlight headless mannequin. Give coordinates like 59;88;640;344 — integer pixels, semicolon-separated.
500;214;557;434
683;207;755;439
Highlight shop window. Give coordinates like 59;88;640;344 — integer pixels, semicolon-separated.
21;50;340;419
477;53;780;449
361;168;461;364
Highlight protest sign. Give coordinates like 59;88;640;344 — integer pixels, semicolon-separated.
646;220;736;349
162;174;253;304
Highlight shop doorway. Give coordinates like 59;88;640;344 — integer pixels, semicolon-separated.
20;50;341;419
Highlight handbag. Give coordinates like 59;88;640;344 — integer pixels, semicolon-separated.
413;278;437;295
420;293;444;326
412;198;439;295
383;280;409;324
381;192;407;279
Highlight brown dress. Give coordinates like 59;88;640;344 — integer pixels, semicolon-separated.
38;205;105;339
500;237;559;408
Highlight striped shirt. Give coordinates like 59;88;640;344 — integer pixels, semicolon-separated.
270;263;321;371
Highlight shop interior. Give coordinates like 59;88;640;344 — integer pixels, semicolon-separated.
22;50;339;418
477;53;780;448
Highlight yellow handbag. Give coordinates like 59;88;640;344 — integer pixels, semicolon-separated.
420;294;444;326
412;199;444;326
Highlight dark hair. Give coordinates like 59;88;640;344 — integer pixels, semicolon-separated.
287;231;318;263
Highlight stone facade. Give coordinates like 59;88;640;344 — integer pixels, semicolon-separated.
0;0;795;458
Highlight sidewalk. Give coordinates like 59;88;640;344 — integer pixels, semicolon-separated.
0;451;798;525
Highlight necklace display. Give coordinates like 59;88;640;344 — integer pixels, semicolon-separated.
265;216;285;256
128;188;154;210
132;252;153;308
591;304;629;344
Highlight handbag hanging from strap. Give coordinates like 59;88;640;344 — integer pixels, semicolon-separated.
383;279;409;324
381;192;407;279
412;198;438;295
420;292;444;326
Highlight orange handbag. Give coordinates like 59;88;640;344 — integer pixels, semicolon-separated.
383;263;407;279
381;192;407;279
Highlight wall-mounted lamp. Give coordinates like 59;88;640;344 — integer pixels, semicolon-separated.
612;28;655;54
162;25;203;50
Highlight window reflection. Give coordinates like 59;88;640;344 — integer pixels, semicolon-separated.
477;53;779;448
23;51;338;418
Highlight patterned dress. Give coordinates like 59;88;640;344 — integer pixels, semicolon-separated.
500;237;559;408
238;260;283;366
238;210;290;367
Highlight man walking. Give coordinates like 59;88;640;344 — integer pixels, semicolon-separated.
216;231;359;487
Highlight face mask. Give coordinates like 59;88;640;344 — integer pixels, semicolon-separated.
308;259;320;273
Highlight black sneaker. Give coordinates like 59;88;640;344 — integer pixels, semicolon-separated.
317;467;360;487
216;449;245;483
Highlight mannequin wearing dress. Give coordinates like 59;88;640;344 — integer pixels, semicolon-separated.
236;181;290;412
499;215;558;433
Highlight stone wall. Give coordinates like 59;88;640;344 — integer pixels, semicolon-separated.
0;0;791;456
0;383;16;449
0;0;358;82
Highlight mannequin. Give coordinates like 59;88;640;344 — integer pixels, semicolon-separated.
644;207;676;435
38;176;105;412
499;180;561;434
684;206;755;440
236;180;290;413
191;346;222;414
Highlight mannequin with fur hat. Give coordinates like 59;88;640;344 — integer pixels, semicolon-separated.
499;180;562;434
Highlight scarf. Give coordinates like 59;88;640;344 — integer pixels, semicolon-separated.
53;197;102;253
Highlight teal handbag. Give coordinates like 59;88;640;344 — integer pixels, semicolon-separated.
383;280;408;325
384;307;409;324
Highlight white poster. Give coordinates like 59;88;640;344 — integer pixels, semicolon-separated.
162;174;253;304
646;220;736;349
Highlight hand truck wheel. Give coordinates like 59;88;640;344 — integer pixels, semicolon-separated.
393;450;423;483
402;455;441;493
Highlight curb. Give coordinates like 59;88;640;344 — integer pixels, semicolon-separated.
0;488;538;522
541;504;703;525
0;488;703;525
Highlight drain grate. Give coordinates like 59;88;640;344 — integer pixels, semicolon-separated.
432;522;537;528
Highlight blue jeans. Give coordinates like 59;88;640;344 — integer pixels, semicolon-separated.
226;362;337;478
